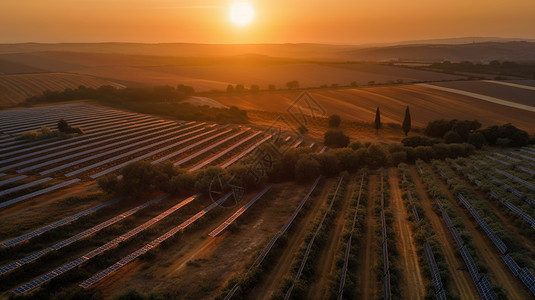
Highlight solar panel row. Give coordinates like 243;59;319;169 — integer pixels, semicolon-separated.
2;198;119;247
0;196;163;275
502;254;521;276
80;194;233;289
12;194;196;294
423;243;444;295
208;186;271;237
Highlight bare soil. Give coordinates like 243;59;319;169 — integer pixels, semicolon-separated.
356;174;378;300
409;165;479;300
388;168;426;299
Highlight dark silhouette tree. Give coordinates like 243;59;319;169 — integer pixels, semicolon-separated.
328;114;341;128
324;130;350;148
226;84;234;93
402;106;411;136
235;84;245;93
250;84;260;93
374;107;381;133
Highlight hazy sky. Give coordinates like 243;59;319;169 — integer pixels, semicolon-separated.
1;0;535;44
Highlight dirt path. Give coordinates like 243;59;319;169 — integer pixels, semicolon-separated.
409;166;479;300
432;169;531;299
306;175;357;300
388;168;425;299
356;174;377;300
246;179;335;300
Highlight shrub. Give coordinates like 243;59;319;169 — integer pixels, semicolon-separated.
324;129;350;148
295;156;321;183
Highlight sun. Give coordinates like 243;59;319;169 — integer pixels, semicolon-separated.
229;2;254;26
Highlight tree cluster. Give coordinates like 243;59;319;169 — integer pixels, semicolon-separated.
27;85;248;124
425;119;530;148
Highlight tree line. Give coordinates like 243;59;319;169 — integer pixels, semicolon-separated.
26;85;249;124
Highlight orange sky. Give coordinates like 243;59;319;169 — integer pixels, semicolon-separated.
1;0;535;44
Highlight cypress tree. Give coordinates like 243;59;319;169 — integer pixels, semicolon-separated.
402;105;411;136
374;107;381;133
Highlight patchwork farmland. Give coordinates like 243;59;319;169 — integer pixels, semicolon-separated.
0;102;534;300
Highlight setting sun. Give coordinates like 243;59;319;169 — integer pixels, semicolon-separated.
229;2;254;26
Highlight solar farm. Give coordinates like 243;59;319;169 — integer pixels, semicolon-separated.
1;102;535;300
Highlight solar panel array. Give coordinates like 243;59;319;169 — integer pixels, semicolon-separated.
12;194;199;295
209;186;271;237
0;196;163;275
457;194;508;254
80;194;227;289
1;198;119;247
1;103;270;212
493;167;535;192
453;160;535;296
220;135;272;169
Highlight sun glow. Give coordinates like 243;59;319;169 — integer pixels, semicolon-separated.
229;2;254;26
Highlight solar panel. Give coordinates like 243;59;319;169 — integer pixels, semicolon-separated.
460;246;480;283
424;243;443;292
502;255;520;276
476;276;498;300
519;268;535;295
450;227;464;248
436;289;447;300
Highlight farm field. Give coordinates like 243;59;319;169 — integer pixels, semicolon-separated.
212;81;535;133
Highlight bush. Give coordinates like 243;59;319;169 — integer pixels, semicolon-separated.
467;132;486;149
444;130;463;144
324;129;350;148
295;156;321;183
401;136;437;147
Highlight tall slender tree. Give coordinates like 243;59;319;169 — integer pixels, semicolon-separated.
374;107;381;133
402;105;411;136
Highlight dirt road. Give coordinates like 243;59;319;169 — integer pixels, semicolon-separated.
388;168;426;299
356;174;377;300
409;166;479;299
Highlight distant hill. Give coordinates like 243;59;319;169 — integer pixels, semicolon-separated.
342;42;535;63
0;41;534;63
